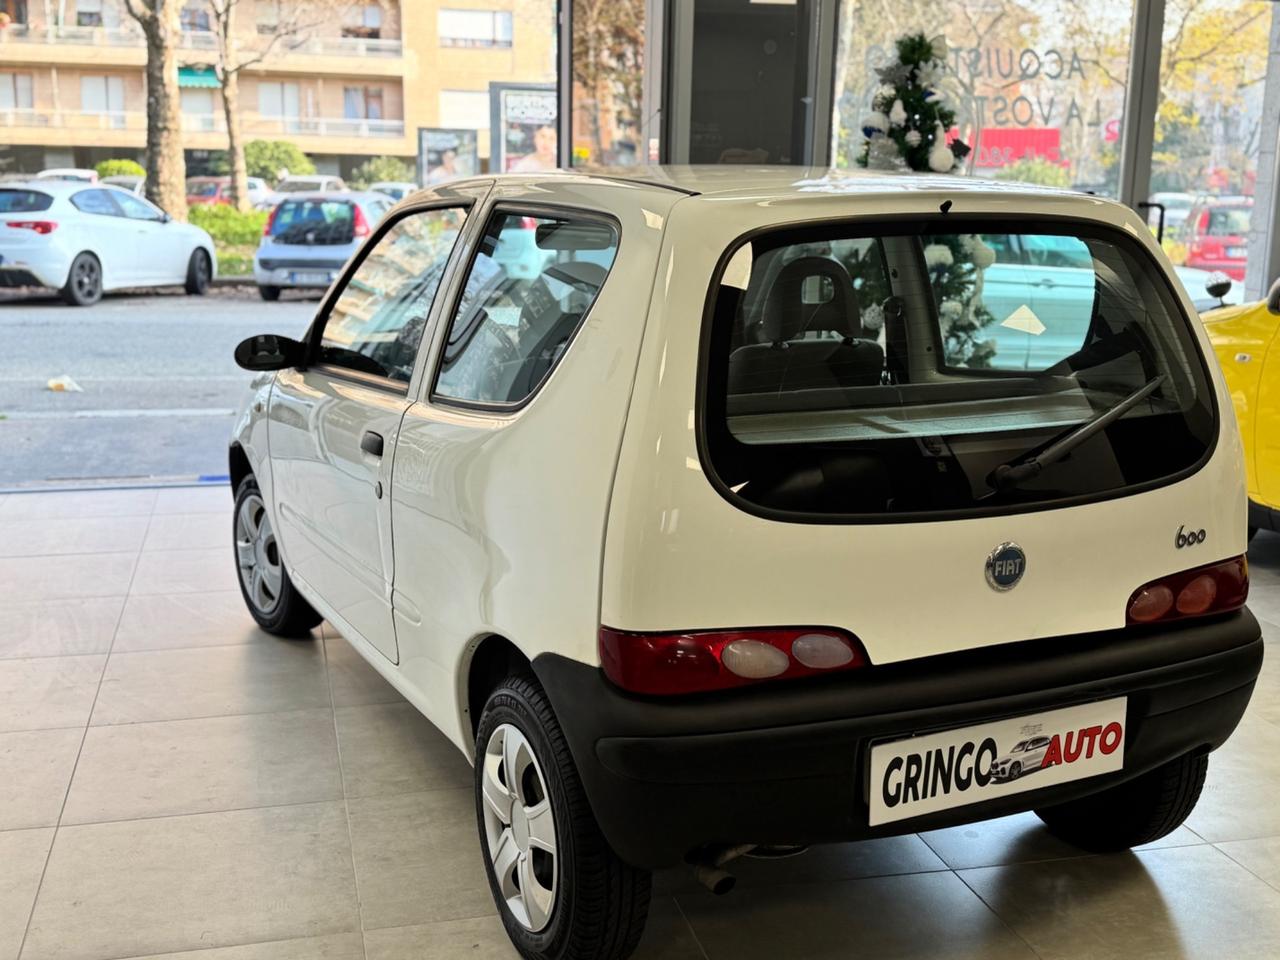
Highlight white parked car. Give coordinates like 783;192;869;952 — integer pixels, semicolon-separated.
101;173;146;195
369;180;419;202
252;191;391;300
0;181;216;304
35;167;98;183
275;174;347;194
230;168;1260;960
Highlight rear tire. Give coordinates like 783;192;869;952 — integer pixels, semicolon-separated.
476;675;651;960
232;475;321;637
1034;752;1208;852
259;284;281;301
185;249;211;295
61;252;102;306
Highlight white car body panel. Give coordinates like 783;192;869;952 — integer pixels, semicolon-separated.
601;178;1245;667
231;167;1246;761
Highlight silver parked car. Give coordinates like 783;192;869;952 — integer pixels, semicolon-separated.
253;192;392;301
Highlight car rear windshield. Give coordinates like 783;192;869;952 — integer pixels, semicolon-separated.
188;181;222;197
277;180;322;193
270;200;354;244
700;219;1215;520
1206;208;1252;236
0;189;53;213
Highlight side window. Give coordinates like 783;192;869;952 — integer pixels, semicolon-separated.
434;210;619;406
114;191;163;221
318;205;469;384
71;189;122;217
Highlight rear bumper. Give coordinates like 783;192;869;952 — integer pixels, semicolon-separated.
532;611;1263;869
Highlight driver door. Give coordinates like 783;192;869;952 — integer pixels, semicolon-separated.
111;190;184;281
268;195;481;662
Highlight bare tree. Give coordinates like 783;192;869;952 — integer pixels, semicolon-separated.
122;0;188;219
200;0;338;211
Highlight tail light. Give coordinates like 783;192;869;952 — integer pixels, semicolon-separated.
599;626;869;696
352;204;371;238
6;220;56;234
1126;557;1248;626
262;206;279;236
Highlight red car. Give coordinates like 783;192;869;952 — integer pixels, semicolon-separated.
1185;198;1252;281
186;176;273;208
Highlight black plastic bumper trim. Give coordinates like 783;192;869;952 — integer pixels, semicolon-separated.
532;611;1262;868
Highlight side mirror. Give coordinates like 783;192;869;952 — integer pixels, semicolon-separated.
235;334;305;371
1204;272;1233;302
161;212;172;223
1268;277;1280;316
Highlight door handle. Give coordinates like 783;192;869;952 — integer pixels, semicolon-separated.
361;431;384;457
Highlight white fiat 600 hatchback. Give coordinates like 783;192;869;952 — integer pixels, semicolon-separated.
231;168;1262;960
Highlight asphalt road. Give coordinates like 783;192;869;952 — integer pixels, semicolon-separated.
0;286;318;486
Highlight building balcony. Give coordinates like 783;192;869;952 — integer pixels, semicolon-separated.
0;23;403;72
181;112;405;139
0;108;145;131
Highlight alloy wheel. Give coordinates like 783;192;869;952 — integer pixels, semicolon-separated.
235;493;282;614
75;257;100;299
481;723;558;932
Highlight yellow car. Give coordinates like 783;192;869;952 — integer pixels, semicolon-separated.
1202;279;1280;538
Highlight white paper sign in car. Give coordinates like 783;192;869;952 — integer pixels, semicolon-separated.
867;698;1126;826
1001;304;1047;335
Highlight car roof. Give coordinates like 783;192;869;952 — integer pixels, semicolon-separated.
0;179;93;195
425;164;1113;209
275;190;383;203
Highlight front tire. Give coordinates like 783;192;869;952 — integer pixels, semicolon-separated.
476;675;651;960
185;249;212;295
1035;752;1208;852
62;252;102;306
259;284;281;301
232;476;321;637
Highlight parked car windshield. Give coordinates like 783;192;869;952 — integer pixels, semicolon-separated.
277;179;324;193
270;199;354;244
188;181;222;197
702;219;1215;519
0;189;53;213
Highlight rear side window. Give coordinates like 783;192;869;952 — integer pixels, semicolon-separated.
71;189;121;217
433;210;619;407
701;220;1215;520
0;190;52;213
318;206;468;384
271;200;354;243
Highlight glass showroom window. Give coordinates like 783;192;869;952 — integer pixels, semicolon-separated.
1145;0;1276;287
832;0;1134;195
570;0;644;165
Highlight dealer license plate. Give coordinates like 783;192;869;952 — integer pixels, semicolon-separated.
867;698;1127;826
290;271;331;285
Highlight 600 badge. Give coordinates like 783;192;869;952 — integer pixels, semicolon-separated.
1175;525;1207;549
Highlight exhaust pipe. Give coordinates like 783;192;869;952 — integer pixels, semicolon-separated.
689;843;756;894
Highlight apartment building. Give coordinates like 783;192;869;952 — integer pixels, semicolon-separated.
0;0;556;177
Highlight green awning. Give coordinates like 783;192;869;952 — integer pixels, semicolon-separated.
178;67;219;89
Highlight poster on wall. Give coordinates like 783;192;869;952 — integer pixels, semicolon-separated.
418;128;480;186
489;82;557;173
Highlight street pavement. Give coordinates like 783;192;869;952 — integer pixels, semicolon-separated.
0;286;317;486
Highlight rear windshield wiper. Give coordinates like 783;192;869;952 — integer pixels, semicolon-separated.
988;374;1167;493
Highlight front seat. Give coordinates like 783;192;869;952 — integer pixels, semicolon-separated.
728;256;884;395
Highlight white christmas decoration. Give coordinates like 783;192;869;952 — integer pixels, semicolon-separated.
928;125;956;172
923;244;954;268
877;83;898;100
889;99;908;127
904;129;922;147
862;111;890;134
962;234;997;270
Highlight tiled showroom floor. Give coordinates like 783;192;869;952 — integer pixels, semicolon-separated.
4;485;1280;960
